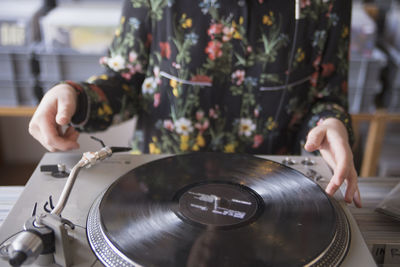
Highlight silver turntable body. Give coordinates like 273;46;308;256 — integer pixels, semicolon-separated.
0;153;376;267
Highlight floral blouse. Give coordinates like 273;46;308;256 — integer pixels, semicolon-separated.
69;0;353;155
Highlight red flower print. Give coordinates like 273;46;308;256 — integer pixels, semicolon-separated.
99;57;107;65
252;134;263;148
196;110;204;121
129;52;138;63
205;40;223;60
195;120;209;133
65;80;83;93
321;63;335;77
231;70;245;86
313;55;321;69
310;71;319;87
190;75;213;84
159;42;171;59
153;93;160;108
121;72;132;80
146;33;153;48
89;84;108;102
246;46;252;53
301;0;311;8
163;119;174;131
209;108;218;119
288;113;302;127
341;81;348;93
254;108;259;118
207;23;223;39
222;26;234;42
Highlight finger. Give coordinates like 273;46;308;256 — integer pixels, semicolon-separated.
349;168;362;208
28;121;57;152
320;149;337;171
39;119;79;151
344;175;357;204
354;187;362;208
325;158;349;196
56;124;63;137
64;126;80;147
55;91;76;126
304;126;326;152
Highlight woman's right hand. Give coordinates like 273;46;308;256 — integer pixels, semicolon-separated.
29;84;80;151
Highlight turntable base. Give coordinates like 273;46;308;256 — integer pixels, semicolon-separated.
0;153;376;267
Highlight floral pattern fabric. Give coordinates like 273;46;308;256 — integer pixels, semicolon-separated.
70;0;353;155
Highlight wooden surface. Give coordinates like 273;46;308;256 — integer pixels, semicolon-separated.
0;163;36;186
352;111;400;177
0;106;36;117
0;106;36;166
348;177;400;249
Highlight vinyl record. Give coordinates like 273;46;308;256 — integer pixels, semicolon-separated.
87;153;350;267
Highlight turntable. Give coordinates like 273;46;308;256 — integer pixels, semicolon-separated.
0;148;376;266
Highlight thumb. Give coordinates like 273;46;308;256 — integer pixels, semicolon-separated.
55;89;77;126
304;125;326;152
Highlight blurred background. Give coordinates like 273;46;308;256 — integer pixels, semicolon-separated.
0;0;399;185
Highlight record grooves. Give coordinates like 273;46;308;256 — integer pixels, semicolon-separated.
87;153;350;267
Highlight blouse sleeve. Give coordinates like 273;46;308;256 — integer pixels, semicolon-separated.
68;0;152;132
300;0;354;147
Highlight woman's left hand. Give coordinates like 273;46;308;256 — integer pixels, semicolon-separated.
304;117;362;208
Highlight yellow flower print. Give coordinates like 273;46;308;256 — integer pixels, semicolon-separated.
224;143;236;153
122;84;130;91
170;79;179;97
192;144;199;151
180;135;189;143
296;48;305;62
180;135;189;151
196;134;206;147
181;14;192;29
262;11;274;26
170;79;177;88
149;143;161;154
115;16;125;37
266;117;277;131
152;136;158;142
99;74;108;80
233;30;241;40
182;18;192;29
232;21;237;28
98;103;112;117
103;103;112;114
342;26;349;38
262;15;273;26
239;16;244;25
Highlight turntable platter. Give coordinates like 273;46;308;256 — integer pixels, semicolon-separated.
87;153;350;267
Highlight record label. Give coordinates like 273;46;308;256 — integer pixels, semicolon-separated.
176;182;262;228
